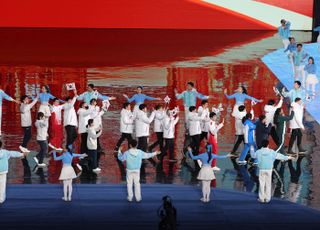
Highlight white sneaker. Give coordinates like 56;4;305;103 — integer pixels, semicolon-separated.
92;168;101;173
127;198;133;202
212;166;220;171
200;197;206;202
37;163;47;168
136;199;142;203
237;160;247;165
19;146;30;153
76;164;82;171
62;197;68;202
33;157;39;164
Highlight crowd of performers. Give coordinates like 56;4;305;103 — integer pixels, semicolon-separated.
0;19;319;205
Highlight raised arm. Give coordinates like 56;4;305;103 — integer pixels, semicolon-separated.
144;95;158;101
0;150;24;159
52;151;64;161
187;148;201;160
224;92;236;100
194;91;209;100
140;111;155;124
0;90;14;102
126;94;137;103
244;94;261;103
142;150;159;159
175;90;184;100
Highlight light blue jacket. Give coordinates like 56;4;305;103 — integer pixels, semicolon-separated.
126;93;157;105
283;88;306;103
188;150;228;166
118;149;157;171
0;149;23;174
77;91;110;105
293;50;308;66
304;64;317;74
225;92;260;105
0;89;13;107
39;92;63;104
53;151;84;165
252;147;288;170
278;21;291;39
284;43;296;53
176;89;208;107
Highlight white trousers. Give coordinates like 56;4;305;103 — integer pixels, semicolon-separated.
202;180;211;201
294;65;306;87
282;39;290;49
288;53;295;74
126;170;141;201
0;106;2;136
184;106;189;124
0;173;7;203
258;170;272;202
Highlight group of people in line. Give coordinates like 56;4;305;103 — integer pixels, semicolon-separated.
0;19;318;205
278;19;319;98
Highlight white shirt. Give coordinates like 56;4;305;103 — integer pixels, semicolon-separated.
197;106;210;132
63;97;78;127
51;104;64;125
20;98;38;127
188;111;206;136
232;108;254;135
153;110;165;133
208;120;223;140
135;110;155;137
77;108;91;134
87;126;102;150
120;108;135;134
163;116;179;139
264;99;283;126
35;119;48;141
289;102;304;129
90;105;104;129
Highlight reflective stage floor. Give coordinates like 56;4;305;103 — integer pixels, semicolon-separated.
0;28;319;210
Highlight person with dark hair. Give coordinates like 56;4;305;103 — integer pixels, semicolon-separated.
0;140;29;203
77;83;116;105
175;82;209;123
238;112;257;165
292;44;308;84
162;109;179;162
114;102;135;152
188;106;206;155
39;85;63;120
0;87;20;136
48;97;64;151
207;112;224;170
77;102;91;154
187;145;230;203
123;86;161;113
224;86;262;116
52;148;87;202
255;114;272;149
19;94;38;153
304;57;318;98
288;98;306;154
87;118;102;173
135;104;155;152
34;112;49;167
278;19;291;49
148;104;165;152
284;37;296;73
251;139;293;203
273;108;294;154
63;91;78;148
198;100;210;143
282;80;306;103
118;141;160;202
264;96;283;145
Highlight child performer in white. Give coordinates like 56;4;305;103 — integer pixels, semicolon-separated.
251;140;293;203
34;112;49;167
187;145;230;203
52;146;87;201
162;109;179;161
118;140;160;202
19;95;38;152
0;140;29;203
304;57;318;98
87;119;102;173
207;112;224;170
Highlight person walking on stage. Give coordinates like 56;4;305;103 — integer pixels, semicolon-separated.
77;102;91;154
278;19;291;49
251;140;293;203
0;140;28;204
114;102;135;152
34;112;49;167
48;98;64;150
292;44;308;85
52;147;87;202
273;108;294;155
187;106;206;155
175;82;209;124
288;98;306;155
162;109;179;162
187;145;230;203
118;140;160;202
198;100;210;143
255;114;272;149
63;91;78;148
148;104;165;152
304;57;318;99
87;119;102;173
123;86;161;113
135;104;155;152
282;80;306;103
19;95;38;153
230;105;248;156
